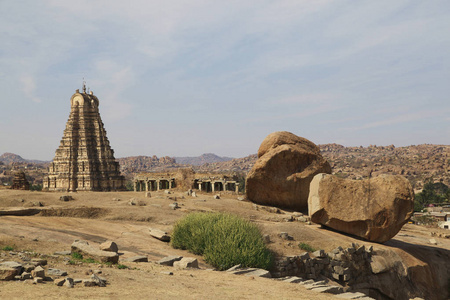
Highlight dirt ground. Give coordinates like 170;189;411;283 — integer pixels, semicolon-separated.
0;189;449;299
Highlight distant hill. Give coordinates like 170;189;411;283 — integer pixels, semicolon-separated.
174;153;234;166
0;153;27;164
0;153;48;164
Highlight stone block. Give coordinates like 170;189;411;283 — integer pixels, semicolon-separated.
31;266;45;278
54;278;66;286
149;228;171;242
157;256;183;266
245;269;272;278
0;267;17;281
99;241;119;253
124;256;148;262
173;257;198;269
71;240;119;264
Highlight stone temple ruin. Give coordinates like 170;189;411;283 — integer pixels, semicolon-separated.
11;171;30;190
134;170;240;193
43;85;125;192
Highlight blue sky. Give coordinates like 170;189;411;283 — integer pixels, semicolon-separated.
1;1;449;160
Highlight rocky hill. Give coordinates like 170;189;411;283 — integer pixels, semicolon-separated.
0;153;27;164
117;155;178;179
174;153;233;166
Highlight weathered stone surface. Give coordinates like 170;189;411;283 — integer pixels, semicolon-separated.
83;279;97;287
124;255;148;262
0;267;17;281
149;228;171;242
64;277;74;288
244;269;272;278
54;278;66;286
71;240;119;263
31;258;47;266
99;241;118;253
308;174;414;243
246;131;331;211
90;274;107;287
34;277;43;284
47;268;68;277
173;257;198;269
31;266;45;278
0;261;22;273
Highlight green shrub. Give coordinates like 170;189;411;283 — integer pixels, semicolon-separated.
1;246;14;251
298;242;316;252
117;264;128;269
171;212;273;271
71;252;83;260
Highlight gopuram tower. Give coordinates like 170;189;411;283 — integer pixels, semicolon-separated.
44;84;125;192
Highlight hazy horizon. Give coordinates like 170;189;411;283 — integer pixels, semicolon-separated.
1;1;449;161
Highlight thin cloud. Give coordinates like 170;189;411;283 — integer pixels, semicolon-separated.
20;75;41;103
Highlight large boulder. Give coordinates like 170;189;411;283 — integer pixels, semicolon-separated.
308;174;414;243
246;131;331;211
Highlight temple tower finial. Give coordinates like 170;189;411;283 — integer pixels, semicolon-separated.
82;78;87;93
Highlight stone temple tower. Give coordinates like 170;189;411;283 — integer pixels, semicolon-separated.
44;85;125;192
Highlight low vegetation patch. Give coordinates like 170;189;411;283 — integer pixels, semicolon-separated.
171;212;273;271
298;242;316;252
1;245;14;251
69;252;100;264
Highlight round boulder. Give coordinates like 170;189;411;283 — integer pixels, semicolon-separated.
246;131;331;212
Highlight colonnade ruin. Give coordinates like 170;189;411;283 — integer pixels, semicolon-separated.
134;171;240;193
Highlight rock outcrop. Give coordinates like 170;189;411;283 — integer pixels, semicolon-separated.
246;131;331;211
308;174;414;243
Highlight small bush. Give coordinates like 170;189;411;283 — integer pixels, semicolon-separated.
298;242;316;252
171;212;273;271
117;264;128;269
71;252;83;260
1;246;14;251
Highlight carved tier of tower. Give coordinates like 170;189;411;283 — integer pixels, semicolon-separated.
44;87;125;191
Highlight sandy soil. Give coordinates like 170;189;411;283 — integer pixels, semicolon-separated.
0;189;449;299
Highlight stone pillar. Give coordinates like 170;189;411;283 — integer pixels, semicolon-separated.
212;181;215;192
198;182;202;191
157;180;160;191
235;183;240;194
134;181;137;192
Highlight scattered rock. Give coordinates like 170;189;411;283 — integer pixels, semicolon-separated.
0;267;17;281
246;131;332;211
157;256;183;266
99;241;119;253
429;238;437;245
64;277;74;288
308;173;414;243
263;234;271;243
279;232;294;240
145;192;151;198
173;257;198;269
83;279;97;287
31;258;47;266
149;228;171;242
244;269;271;278
47;268;68;276
213;195;220;199
33;277;43;284
54;278;66;286
237;196;245;201
0;261;23;273
54;251;71;256
191;192;197;197
31;266;45;278
21;272;32;280
90;274;107;287
164;190;171;194
169;203;179;210
71;240;119;263
160;271;173;275
124;256;148;263
60;195;73;201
